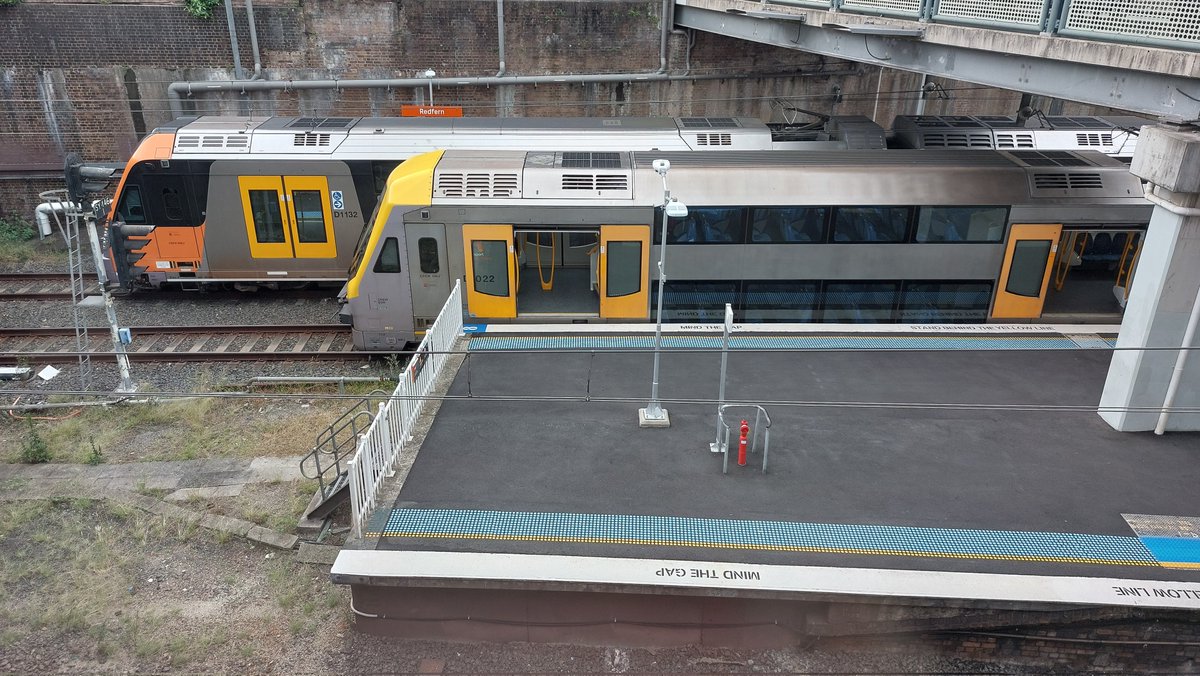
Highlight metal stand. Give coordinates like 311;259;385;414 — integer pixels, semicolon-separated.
713;404;772;474
710;304;734;453
40;190;92;391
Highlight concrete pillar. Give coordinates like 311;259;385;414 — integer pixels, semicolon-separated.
1099;124;1200;432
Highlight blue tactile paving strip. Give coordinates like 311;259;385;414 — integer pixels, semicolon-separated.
369;508;1160;567
1139;537;1200;569
468;335;1106;352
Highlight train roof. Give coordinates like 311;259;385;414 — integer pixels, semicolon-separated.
425;149;1146;207
892;114;1151;157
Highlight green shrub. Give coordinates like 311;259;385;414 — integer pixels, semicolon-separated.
0;216;35;244
0;0;25;7
21;416;51;464
182;0;221;19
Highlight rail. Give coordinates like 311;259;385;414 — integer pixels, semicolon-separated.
767;0;1200;51
347;280;464;538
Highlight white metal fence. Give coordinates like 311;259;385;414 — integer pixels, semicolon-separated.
347;280;463;538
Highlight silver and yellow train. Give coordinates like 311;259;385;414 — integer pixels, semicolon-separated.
96;113;1146;292
340;148;1151;349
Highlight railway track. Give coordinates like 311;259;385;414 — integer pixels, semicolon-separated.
0;325;367;364
0;273;100;301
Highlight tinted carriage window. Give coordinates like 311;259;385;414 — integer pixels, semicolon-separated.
743;281;819;322
292;190;327;243
823;282;899;323
567;232;598;249
418;237;440;273
899;281;993;323
248;190;285;244
651;281;737;321
471;240;509;296
117;185;146;224
749;207;827;243
832;207;910;243
915;206;1007;243
372;161;401;196
1006;240;1052;297
606;241;642;298
656;207;744;244
161;187;184;222
373;237;401;273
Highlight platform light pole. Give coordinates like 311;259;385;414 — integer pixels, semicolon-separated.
423;69;436;105
639;159;688;428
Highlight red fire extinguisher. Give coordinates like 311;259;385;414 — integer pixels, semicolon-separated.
738;419;749;467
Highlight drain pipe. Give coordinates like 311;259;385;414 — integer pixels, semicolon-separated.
495;0;506;77
657;0;671;73
245;0;263;80
166;68;846;118
224;0;245;80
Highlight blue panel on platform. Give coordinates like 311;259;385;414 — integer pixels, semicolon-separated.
371;508;1159;567
1141;537;1200;565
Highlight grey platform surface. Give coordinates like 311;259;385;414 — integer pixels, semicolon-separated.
376;336;1200;584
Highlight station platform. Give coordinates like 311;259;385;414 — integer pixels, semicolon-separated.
331;323;1200;646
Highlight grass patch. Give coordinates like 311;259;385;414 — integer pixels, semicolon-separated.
0;216;61;268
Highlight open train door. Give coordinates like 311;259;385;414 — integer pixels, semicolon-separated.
598;225;651;319
462;224;517;320
991;223;1063;319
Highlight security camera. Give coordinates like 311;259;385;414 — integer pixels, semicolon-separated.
652;159;670;175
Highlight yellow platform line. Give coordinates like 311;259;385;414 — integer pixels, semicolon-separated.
365;530;1158;568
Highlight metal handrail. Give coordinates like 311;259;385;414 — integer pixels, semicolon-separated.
716;404;772;475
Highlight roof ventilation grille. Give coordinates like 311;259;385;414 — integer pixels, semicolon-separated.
435;172;518;198
1033;173;1104;190
994;133;1034;149
561;152;623;169
695;133;733;146
293;132;331;147
1076;133;1114;147
679;117;740;129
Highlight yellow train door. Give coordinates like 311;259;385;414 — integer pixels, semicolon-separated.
237;175;336;259
462;224;517;319
991;223;1063;319
598;225;650;319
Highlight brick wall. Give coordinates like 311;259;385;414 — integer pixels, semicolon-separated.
0;0;1079;218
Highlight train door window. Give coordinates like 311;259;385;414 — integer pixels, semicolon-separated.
823;281;899;323
749;208;827;243
117;185;146;224
915;207;1008;243
1006;240;1053;296
373;237;401;273
472;240;510;296
832;207;910;243
292;190;328;243
248;190;286;243
652;281;737;321
899;281;993;323
161;186;184;222
418;237;440;273
605;241;642;297
743;281;819;322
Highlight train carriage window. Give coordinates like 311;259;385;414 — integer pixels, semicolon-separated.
162;186;184;222
373;237;402;273
655;207;744;244
418;237;440;273
823;281;899;323
248;190;286;243
832;207;910;243
1006;240;1053;297
916;207;1007;243
292;190;328;243
471;240;510;297
651;281;737;321
117;185;146;224
743;281;819;322
749;208;827;243
606;241;642;298
899;281;993;323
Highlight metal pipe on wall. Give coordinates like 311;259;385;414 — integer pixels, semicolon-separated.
223;0;245;80
166;68;851;117
495;0;506;78
245;0;263;80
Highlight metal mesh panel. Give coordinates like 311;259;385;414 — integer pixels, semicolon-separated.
935;0;1044;27
1064;0;1200;42
841;0;922;17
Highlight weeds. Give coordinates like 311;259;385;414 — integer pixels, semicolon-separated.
20;416;51;464
85;437;105;465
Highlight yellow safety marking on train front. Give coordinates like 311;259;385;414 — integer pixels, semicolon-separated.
346;150;444;300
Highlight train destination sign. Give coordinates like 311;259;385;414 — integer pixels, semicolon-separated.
401;105;463;117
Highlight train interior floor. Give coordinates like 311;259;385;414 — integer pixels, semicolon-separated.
516;267;597;315
1043;268;1127;317
335;327;1200;620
